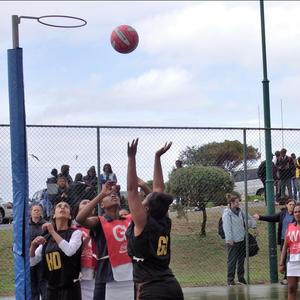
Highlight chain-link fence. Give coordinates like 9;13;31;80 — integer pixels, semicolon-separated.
1;124;300;295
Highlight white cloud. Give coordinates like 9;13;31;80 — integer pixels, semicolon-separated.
1;1;300;129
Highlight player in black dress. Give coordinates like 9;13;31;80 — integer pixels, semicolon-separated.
126;139;184;300
30;201;82;300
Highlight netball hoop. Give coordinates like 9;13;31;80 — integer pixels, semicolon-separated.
12;14;87;48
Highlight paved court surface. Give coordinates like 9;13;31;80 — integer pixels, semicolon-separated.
0;284;288;300
184;284;287;300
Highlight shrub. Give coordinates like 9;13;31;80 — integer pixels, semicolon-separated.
169;165;234;208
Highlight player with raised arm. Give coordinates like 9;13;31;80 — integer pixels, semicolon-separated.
126;139;184;300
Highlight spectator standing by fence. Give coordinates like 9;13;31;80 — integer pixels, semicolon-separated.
69;173;89;215
60;164;73;185
274;150;282;202
83;166;98;199
84;166;98;188
100;164;117;188
291;153;298;200
222;193;257;286
47;168;58;184
52;175;70;206
253;198;296;285
257;157;277;203
29;204;47;300
295;157;300;201
278;148;293;200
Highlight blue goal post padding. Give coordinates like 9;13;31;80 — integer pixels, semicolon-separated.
8;47;31;300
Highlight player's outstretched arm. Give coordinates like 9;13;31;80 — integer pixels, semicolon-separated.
76;181;114;228
279;239;287;274
127;139;147;232
153;142;172;192
137;177;152;196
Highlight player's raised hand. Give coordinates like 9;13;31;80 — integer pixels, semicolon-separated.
155;142;172;157
32;236;46;247
127;138;139;158
100;181;116;198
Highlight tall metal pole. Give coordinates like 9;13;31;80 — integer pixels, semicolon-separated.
258;105;262;155
96;127;101;215
12;15;20;48
243;129;249;284
9;15;31;299
9;14;87;299
259;0;278;283
280;99;284;148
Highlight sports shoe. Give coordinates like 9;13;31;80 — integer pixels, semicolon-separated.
228;281;236;286
280;279;288;285
237;278;247;285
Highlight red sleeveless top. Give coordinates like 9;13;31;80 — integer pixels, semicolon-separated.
286;223;300;261
99;215;132;267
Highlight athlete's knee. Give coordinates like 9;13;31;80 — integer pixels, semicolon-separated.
288;284;298;295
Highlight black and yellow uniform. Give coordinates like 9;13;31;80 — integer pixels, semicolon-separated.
42;229;82;300
30;218;47;300
126;216;183;300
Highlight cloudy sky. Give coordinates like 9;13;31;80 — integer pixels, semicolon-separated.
1;1;300;128
2;1;300;201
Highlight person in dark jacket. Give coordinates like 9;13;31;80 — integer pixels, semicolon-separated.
60;164;73;185
83;166;98;200
278;149;293;200
253;198;296;284
52;175;70;206
83;166;98;188
257;160;277;187
69;173;90;215
47;168;58;184
29;204;47;300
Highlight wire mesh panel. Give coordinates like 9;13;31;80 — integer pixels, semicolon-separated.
1;125;300;295
0;125;13;296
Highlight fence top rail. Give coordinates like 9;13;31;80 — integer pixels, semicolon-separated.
1;124;300;131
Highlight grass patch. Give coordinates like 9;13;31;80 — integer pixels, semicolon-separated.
170;203;279;287
247;195;264;202
0;229;14;296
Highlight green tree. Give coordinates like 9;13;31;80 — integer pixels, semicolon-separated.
179;140;260;172
169;165;234;236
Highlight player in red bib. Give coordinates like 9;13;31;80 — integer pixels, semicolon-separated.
280;203;300;300
76;181;134;300
74;199;98;300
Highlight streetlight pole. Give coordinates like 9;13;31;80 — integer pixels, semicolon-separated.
259;0;278;283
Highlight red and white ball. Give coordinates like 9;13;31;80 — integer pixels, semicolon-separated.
110;25;139;54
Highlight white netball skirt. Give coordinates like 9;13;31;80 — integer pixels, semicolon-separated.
80;268;95;300
105;280;134;300
287;261;300;277
81;279;95;300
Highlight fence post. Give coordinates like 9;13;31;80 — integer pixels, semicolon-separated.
243;129;250;283
259;0;278;283
96;127;101;215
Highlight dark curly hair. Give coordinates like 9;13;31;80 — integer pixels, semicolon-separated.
147;192;173;220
